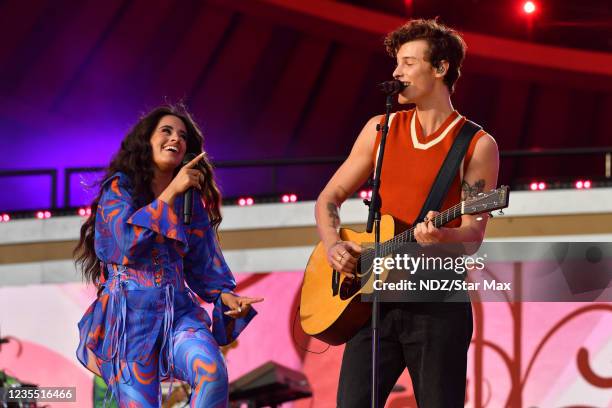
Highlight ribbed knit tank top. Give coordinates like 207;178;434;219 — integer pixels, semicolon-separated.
372;109;487;228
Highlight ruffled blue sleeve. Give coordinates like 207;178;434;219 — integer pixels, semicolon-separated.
95;173;187;265
183;195;256;345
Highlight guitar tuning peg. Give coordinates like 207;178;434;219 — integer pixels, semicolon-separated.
497;209;504;216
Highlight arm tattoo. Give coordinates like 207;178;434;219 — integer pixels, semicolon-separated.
327;202;340;228
461;179;485;201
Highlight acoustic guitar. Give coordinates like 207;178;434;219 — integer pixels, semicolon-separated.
299;186;509;345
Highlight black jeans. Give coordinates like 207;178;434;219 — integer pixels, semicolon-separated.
337;302;473;408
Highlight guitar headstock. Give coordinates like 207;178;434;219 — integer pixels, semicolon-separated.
463;185;509;215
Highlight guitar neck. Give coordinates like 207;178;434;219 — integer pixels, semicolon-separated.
378;202;464;256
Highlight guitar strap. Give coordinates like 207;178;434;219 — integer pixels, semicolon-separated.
412;119;482;226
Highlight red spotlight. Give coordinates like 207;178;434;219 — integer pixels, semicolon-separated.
575;180;584;189
238;197;254;206
530;182;539;191
538;182;546;190
36;211;45;219
281;194;298;203
44;211;52;218
1;214;9;222
584;180;592;189
359;189;373;199
78;207;92;216
523;1;536;14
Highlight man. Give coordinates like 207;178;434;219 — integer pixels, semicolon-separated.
314;19;499;407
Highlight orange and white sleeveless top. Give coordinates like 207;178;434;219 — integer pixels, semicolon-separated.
372;109;488;228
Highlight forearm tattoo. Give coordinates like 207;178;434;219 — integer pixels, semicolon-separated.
327;202;340;228
461;179;485;200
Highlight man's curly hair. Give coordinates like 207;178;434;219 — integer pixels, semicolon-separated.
384;19;466;93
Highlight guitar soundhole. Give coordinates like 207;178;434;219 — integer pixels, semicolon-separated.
338;259;364;300
332;269;360;299
339;277;361;300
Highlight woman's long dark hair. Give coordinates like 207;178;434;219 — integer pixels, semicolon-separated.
74;104;222;287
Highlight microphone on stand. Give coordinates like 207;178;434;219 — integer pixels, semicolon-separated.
182;153;198;225
379;80;407;95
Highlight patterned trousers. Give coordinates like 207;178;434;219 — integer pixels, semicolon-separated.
99;317;229;408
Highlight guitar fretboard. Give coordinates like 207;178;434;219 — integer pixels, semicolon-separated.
361;201;464;263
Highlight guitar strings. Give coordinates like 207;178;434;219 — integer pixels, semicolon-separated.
357;201;463;267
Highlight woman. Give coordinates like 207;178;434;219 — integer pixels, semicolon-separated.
74;105;262;407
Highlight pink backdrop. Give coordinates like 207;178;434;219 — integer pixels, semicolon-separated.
0;271;610;407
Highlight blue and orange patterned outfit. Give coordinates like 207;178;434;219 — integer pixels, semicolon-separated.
76;172;255;407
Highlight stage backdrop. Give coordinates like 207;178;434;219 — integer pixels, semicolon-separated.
0;269;611;408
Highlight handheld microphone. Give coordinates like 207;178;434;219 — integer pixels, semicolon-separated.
182;153;197;225
379;80;407;95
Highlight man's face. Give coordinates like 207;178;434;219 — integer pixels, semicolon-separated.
392;39;439;104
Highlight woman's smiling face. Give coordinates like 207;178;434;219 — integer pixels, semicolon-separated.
150;115;188;173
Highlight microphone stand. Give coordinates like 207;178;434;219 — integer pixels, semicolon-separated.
365;92;395;408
